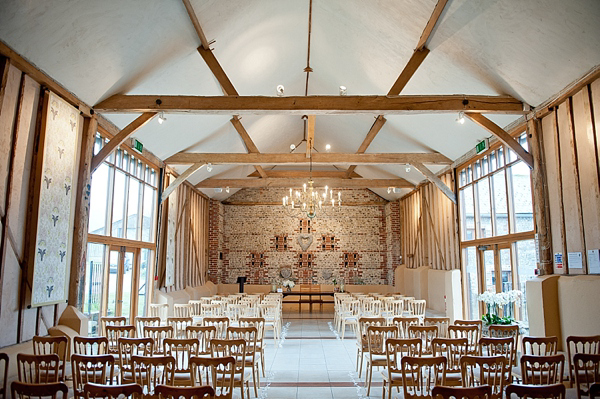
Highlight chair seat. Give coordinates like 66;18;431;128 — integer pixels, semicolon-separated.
174;371;192;381
365;354;388;365
445;371;462;384
381;370;408;384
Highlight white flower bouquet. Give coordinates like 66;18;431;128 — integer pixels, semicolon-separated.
477;290;522;325
282;280;295;290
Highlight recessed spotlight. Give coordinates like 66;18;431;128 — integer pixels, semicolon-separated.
276;84;285;96
214;188;223;193
206;163;213;172
225;186;230;193
325;144;331;152
456;111;465;124
405;164;411;173
290;143;296;151
158;111;166;124
339;86;347;96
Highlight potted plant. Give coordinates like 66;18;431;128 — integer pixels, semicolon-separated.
282;279;295;292
478;290;523;327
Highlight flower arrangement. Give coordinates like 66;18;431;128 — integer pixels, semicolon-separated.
478;290;522;326
282;280;295;291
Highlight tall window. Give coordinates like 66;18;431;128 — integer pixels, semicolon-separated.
458;133;536;324
83;131;159;335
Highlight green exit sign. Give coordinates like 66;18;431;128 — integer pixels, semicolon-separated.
475;138;488;154
132;138;143;154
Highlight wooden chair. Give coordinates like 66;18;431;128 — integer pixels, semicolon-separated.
17;353;60;383
488;324;519;366
573;353;600;399
186;326;217;361
382;299;404;325
520;354;564;385
257;304;280;343
478;337;514;385
168;317;194;339
164;338;200;387
454;320;483;344
591;383;600;399
117;337;154;384
567;335;600;388
461;355;507;399
356;317;386;378
32;335;69;381
226;327;260;397
364;325;398;396
11;381;68;399
0;352;8;399
408;324;439;355
391;316;421;338
225;304;246;326
424;317;450;338
174;304;194;318
202;318;230;340
190;356;236;399
361;299;383;318
505;383;565;399
106;325;136;355
100;316;127;337
432;337;469;386
382;338;422;399
155;384;215;399
188;300;204;318
432;385;492;399
149;304;169;323
144;325;174;355
407;299;427;320
522;336;558;355
449;325;480;355
74;336;109;355
238;317;266;378
83;382;143;399
132;355;175;397
71;354;115;398
210;339;250;399
135;316;161;338
200;304;221;319
401;356;446;398
339;300;360;339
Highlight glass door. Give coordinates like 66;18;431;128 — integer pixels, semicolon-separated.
103;246;139;323
477;244;515;317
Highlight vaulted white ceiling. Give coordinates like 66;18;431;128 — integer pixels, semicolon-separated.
1;0;599;200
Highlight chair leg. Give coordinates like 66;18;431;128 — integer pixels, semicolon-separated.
341;321;346;339
261;350;266;377
366;361;372;396
253;364;259;397
358;352;364;378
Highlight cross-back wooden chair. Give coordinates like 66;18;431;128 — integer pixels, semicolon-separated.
573;353;600;399
32;335;69;381
449;324;480;355
168;317;194;339
117;337;154;384
0;352;8;399
424;317;450;338
17;353;60;383
190;356;236;399
401;355;446;399
408;324;439;355
364;325;398;396
135;316;161;338
461;355;507;399
210;339;250;399
202;317;229;340
11;381;68;399
382;338;422;399
432;337;469;386
164;338;200;387
238;317;266;377
520;354;564;386
431;385;492;399
391;316;421;338
155;384;215;399
100;316;127;337
567;335;600;389
132;355;176;397
226;326;260;398
71;354;115;398
144;325;174;355
74;336;109;355
356;317;386;378
83;382;143;399
106;325;136;356
479;337;514;385
505;383;565;399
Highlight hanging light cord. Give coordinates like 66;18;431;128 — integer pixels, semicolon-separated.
304;0;313;97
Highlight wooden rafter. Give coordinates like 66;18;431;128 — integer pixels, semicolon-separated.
198;46;238;96
416;0;449;51
195;177;413;189
94;94;525;115
411;161;457;204
166;152;452;165
181;0;210;49
161;163;205;203
345;115;386;177
90;112;156;172
230;116;267;177
387;48;430;96
465;112;534;168
247;170;362;178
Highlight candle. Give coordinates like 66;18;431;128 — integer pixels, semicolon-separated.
303;183;306;192
290;188;292;197
330;190;333;199
291;201;294;208
331;199;335;206
282;197;285;206
338;191;341;200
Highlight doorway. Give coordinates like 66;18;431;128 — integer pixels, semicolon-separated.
478;244;514;316
104;246;139;323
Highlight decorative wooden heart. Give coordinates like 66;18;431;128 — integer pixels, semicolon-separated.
297;234;313;251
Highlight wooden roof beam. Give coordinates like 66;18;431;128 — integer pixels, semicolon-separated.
416;0;449;51
181;0;210;49
161;162;205;203
411;161;457;204
247;170;362;179
195;177;414;189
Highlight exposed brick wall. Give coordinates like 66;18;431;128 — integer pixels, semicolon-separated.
208;188;403;286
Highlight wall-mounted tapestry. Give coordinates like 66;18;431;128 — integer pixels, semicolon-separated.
29;92;81;307
165;175;177;287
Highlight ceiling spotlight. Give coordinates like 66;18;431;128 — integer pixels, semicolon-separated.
225;186;230;193
387;187;393;194
405;164;411;173
214;188;223;193
206;163;213;172
276;84;285;96
158;111;166;124
290;143;296;151
325;144;331;152
456;111;465;124
339;86;347;96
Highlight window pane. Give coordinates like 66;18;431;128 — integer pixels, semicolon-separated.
112;170;127;237
476;178;492;238
107;250;119;317
464;247;479;320
460;170;467;187
515;239;536;324
466;166;472;184
497;148;504;167
142;185;156;242
122;252;134;323
83;243;105;336
482;156;489;176
492;170;509;236
123;151;130;172
519;133;529;151
460;186;475;241
137;160;144;179
93;133;102;156
490;151;497;172
138;249;153;317
483;249;496;293
509;162;534;233
116;149;122;169
88;163;110;235
474;160;481;180
507;146;517;163
127;179;141;240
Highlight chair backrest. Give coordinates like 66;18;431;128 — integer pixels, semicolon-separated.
17;353;60;383
401;355;446;398
567;335;600;385
118;337;154;372
167;317;194;339
408;299;427;317
174;304;193;318
226;326;258;360
431;385;492;399
238;317;266;343
155;384;215;399
385;338;422;374
424;317;450;338
449;325;480;354
520;354;564;385
164;338;200;374
83;382;143;399
522;336;558;356
201;303;221;318
392;316;421;338
361;300;382;317
188;300;204;316
210;339;246;375
573;353;600;398
505;383;565;399
132;355;175;396
144;325;174;355
357;317;385;348
71;354;115;397
432;337;469;373
408;325;438;354
0;352;7;399
190;356;236;398
134;316;160;338
202;317;230;339
32;335;69;380
106;325;136;354
366;325;398;356
461;355;506;398
384;300;404;317
488;324;519;363
100;316;127;337
226;304;246;324
341;300;360;316
149;304;169;322
454;320;483;343
11;381;68;399
478;337;515;381
186;325;217;355
74;336;109;355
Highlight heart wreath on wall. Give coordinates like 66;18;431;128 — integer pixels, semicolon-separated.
297;234;313;251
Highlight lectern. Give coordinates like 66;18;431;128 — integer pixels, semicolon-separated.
236;276;247;293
